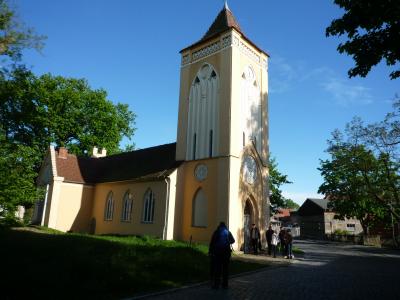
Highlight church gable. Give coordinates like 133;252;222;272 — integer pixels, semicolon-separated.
36;149;53;186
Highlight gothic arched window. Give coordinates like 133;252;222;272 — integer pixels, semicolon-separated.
121;191;133;222
142;189;155;223
187;63;219;160
241;66;262;154
104;191;114;221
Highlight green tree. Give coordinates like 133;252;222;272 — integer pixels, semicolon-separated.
318;118;400;234
0;0;45;63
319;142;389;233
0;69;136;220
268;157;292;212
283;199;300;210
0;128;43;221
326;0;400;79
0;0;46;222
1;68;136;157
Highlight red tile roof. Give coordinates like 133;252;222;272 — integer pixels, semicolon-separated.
55;143;181;184
274;208;291;218
56;154;97;184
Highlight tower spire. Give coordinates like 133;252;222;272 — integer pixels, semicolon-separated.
224;0;229;10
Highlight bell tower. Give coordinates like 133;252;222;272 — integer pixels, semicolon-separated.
174;3;270;249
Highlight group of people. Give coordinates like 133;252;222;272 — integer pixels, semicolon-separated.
265;225;294;259
208;222;294;290
250;224;293;258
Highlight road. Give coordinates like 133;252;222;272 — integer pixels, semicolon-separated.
130;240;400;300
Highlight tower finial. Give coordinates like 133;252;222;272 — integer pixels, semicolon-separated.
224;0;229;10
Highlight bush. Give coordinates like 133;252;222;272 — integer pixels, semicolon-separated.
333;229;350;235
0;215;23;227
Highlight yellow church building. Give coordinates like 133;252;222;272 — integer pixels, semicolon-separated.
34;3;270;251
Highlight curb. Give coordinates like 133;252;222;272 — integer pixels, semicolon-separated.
122;260;289;300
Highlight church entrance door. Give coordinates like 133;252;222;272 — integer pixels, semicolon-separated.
243;200;253;254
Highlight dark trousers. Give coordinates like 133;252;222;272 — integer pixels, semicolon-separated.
267;240;272;255
287;243;293;258
211;252;230;288
251;238;259;254
279;241;285;255
271;244;277;257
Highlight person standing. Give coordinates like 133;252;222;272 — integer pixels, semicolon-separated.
285;229;294;259
209;222;235;289
278;228;286;256
271;230;279;258
250;223;260;255
266;225;274;255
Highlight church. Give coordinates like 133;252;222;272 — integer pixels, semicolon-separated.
34;3;270;250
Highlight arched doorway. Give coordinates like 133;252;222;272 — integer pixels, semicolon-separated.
243;199;254;254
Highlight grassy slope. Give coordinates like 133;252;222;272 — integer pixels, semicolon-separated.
0;227;265;299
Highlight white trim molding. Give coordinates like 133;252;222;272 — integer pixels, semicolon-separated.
181;31;265;68
49;145;58;177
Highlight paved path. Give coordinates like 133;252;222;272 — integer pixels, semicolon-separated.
130;240;400;300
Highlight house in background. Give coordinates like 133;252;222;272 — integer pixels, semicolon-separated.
298;198;363;239
273;208;300;227
270;208;300;237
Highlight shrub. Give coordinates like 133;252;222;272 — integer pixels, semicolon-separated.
334;229;349;235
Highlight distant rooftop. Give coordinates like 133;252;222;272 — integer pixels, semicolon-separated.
307;198;329;210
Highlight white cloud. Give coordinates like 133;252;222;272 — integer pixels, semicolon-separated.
269;56;304;94
269;55;374;106
282;191;324;206
321;77;373;106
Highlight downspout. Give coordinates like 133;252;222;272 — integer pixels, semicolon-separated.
163;176;171;240
40;184;50;226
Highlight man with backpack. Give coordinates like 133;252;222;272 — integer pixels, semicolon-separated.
209;222;235;289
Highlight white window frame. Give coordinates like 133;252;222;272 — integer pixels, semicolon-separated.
346;223;356;231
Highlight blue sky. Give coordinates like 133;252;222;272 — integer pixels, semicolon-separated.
17;0;399;205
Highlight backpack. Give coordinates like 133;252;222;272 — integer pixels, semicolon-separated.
214;228;231;252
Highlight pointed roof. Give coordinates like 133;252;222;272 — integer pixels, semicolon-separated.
180;5;268;57
201;4;243;41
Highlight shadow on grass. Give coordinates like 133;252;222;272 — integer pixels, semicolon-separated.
0;228;264;300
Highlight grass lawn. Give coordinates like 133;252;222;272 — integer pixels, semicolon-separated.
293;246;305;254
0;226;265;299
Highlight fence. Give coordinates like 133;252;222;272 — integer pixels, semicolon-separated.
325;234;381;247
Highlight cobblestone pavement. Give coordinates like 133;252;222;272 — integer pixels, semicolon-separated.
128;240;400;300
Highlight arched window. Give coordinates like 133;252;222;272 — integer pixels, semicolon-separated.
121;191;133;222
192;189;207;227
241;66;262;154
142;189;155;223
104;191;114;221
187;63;219;160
